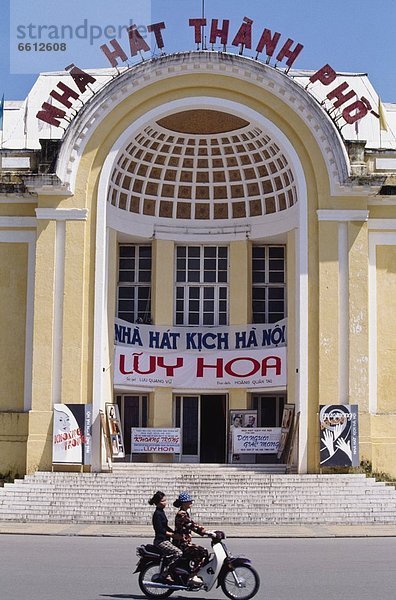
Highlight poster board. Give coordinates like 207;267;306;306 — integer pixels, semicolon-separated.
105;403;125;458
228;409;258;463
319;404;359;467
52;404;92;465
131;428;181;453
277;403;295;459
285;411;300;472
99;409;112;471
232;427;281;454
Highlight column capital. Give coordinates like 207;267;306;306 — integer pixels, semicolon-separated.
35;208;88;221
317;209;369;222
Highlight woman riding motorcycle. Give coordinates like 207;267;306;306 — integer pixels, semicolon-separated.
172;491;210;585
148;490;182;582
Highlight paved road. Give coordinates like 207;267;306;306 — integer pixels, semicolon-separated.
1;535;395;600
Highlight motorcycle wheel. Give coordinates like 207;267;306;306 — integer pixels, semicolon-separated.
138;564;174;599
220;565;260;600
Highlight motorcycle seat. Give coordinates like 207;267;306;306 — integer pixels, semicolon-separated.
142;544;167;556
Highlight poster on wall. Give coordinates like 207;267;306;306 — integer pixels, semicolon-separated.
277;403;295;459
319;404;359;467
229;409;258;464
232;428;282;454
114;318;287;390
52;404;92;465
105;403;125;458
131;428;181;454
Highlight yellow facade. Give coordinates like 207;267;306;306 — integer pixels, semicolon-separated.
1;52;395;478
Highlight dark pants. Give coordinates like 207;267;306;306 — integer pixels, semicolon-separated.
156;540;183;574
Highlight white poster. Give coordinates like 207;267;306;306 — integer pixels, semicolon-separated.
53;404;92;465
232;427;282;454
132;428;181;453
114;346;286;389
105;403;125;458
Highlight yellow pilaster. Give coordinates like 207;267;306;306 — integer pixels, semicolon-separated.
286;230;296;404
152;239;174;324
376;246;396;413
0;243;28;411
318;221;339;405
228;389;248;411
27;220;57;472
61;220;86;403
229;240;250;325
348;222;369;410
149;388;173;463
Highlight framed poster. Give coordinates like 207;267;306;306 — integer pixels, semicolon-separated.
131;428;181;453
99;409;112;470
53;404;92;465
229;409;258;463
277;403;295;459
319;404;359;467
105;403;125;458
232;427;281;454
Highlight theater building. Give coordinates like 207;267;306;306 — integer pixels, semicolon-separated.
1;50;396;477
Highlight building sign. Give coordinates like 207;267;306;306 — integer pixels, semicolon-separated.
35;15;380;129
232;427;281;454
115;318;286;351
52;404;92;465
114;318;286;389
131;428;181;453
319;404;359;467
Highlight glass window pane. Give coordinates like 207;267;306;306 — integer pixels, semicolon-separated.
120;246;135;258
188;271;200;282
204;270;216;283
118;287;135;299
203;313;214;325
269;247;284;258
189;287;200;299
269;271;285;283
139;246;151;258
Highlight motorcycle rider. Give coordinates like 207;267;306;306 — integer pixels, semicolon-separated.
172;491;210;585
148;491;182;583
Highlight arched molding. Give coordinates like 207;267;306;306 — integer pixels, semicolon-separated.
91;94;309;473
56;52;350;196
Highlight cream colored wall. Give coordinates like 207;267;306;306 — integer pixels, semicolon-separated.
286;231;296;409
348;222;369;411
318;221;339;404
376;246;396;413
229;240;250;325
152;239;174;325
61;220;87;403
0;243;28;411
27;220;57;472
0;242;29;476
19;69;367;474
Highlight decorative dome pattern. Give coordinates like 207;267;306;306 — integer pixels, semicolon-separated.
108;110;297;221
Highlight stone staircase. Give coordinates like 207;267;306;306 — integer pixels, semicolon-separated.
0;464;395;525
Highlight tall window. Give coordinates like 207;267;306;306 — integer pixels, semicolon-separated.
252;245;286;323
175;246;228;325
117;245;151;323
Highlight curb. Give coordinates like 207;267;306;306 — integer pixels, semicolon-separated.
1;523;396;538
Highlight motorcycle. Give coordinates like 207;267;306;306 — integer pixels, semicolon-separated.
134;530;260;599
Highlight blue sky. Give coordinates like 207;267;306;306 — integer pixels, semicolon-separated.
2;0;396;101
